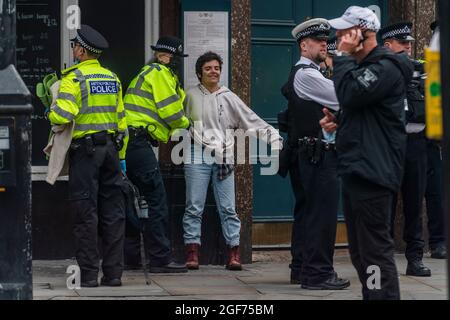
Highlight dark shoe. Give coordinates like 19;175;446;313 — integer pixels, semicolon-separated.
431;245;447;259
81;279;99;288
406;260;431;277
149;262;188;273
100;277;122;287
301;274;350;290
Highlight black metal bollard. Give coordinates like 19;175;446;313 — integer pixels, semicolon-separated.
0;65;33;300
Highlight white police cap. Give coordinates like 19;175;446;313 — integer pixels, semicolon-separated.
328;6;380;32
292;18;331;42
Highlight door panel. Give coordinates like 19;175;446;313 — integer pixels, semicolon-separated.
251;41;295;120
251;0;388;222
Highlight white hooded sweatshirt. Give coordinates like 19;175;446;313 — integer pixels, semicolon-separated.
184;84;283;163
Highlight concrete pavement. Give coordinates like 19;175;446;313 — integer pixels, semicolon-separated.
33;251;447;300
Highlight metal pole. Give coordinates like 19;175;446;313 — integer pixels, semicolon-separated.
0;0;16;69
437;0;450;300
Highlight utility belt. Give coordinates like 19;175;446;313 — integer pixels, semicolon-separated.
128;126;160;148
298;136;335;164
71;131;115;156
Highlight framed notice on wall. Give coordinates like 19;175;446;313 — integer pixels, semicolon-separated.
183;11;229;90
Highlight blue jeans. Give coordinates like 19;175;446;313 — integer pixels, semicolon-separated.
183;147;241;247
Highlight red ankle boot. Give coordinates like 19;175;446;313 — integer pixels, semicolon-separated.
226;246;242;271
185;244;200;270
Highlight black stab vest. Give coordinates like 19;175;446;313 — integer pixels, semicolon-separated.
281;64;328;145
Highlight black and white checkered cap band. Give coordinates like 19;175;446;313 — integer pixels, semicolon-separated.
76;35;103;54
327;42;337;51
357;18;378;31
153;44;177;53
296;25;330;40
381;26;412;40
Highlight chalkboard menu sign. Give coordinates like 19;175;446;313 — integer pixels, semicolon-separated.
16;0;61;166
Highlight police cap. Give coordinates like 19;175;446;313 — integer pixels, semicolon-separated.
328;6;380;32
327;36;338;55
292;18;331;42
151;36;189;57
379;22;415;42
70;25;109;54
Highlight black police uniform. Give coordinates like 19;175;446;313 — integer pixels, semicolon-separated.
380;22;431;275
124;129;169;269
123;37;189;274
333;45;413;300
67;26;125;286
425;140;446;252
282;65;339;287
280;19;348;289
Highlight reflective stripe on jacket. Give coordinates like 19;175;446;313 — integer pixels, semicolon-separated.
48;59;128;159
124;63;190;142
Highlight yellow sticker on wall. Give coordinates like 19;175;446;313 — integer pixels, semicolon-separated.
425;48;442;140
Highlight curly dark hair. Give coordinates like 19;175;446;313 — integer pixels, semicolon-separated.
195;51;223;81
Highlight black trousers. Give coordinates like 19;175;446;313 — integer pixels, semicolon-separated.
289;149;338;285
425;140;446;249
343;175;400;300
125;134;171;267
69;138;125;281
391;133;427;261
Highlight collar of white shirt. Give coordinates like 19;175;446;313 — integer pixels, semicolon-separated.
295;56;320;70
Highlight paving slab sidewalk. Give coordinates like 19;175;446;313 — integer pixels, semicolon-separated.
33;252;447;300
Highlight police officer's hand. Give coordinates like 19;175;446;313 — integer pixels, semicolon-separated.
338;28;364;54
320;108;338;133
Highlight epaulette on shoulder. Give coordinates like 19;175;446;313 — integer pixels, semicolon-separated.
149;63;162;71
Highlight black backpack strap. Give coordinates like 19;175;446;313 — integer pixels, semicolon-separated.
295;63;317;71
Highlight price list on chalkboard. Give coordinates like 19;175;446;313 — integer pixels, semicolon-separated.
16;0;61;166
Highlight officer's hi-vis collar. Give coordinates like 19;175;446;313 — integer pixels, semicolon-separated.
152;62;180;80
62;59;101;76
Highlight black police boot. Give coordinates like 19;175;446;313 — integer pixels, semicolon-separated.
100;277;122;287
430;245;447;259
81;279;99;288
149;262;188;274
406;260;432;277
301;273;350;290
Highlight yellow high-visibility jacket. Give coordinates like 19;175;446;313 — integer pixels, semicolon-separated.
124;63;190;143
48;59;128;159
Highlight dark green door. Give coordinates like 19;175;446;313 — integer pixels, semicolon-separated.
251;0;388;222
